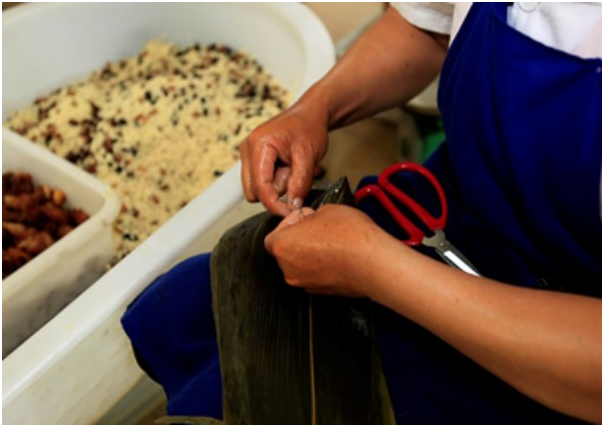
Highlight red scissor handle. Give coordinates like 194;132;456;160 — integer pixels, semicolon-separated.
355;162;448;246
355;184;426;245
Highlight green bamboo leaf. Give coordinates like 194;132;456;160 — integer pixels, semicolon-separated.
210;177;395;424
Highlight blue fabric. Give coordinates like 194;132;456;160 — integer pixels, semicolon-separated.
121;2;601;423
121;253;223;418
436;2;601;293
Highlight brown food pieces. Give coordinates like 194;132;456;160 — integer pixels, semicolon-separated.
2;172;90;279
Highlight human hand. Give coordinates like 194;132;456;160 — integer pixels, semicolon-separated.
264;204;387;297
239;105;329;217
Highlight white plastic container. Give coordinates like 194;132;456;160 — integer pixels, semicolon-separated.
2;3;334;424
2;130;121;358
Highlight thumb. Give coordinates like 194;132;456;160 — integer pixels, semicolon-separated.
285;157;316;212
275;207;316;231
265;207;315;254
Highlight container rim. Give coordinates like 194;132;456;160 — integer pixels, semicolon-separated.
1;129;122;302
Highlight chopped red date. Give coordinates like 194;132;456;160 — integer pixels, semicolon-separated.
2;172;90;278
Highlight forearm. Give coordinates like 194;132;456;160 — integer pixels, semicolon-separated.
363;234;602;423
294;6;448;130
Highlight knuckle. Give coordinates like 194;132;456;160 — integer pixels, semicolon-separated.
243;192;257;203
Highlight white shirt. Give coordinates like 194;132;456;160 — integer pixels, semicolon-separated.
390;2;602;113
390;2;602;59
391;2;602;214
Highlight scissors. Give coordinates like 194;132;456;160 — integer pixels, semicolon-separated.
355;162;480;276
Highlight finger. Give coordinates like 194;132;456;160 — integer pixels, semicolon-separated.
286;156;314;212
255;144;291;216
313;165;325;179
265;208;316;253
275;207;316;232
258;185;290;217
273;166;291;196
239;139;256;202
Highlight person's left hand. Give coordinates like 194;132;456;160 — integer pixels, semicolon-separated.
264;204;386;297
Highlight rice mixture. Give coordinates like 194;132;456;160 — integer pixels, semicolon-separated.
4;40;290;260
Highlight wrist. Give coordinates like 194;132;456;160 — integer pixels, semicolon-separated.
293;76;362;131
346;224;405;301
289;83;332;128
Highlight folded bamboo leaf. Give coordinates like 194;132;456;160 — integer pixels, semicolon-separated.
210;177;394;424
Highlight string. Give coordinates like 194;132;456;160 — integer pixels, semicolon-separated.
309;295;317;425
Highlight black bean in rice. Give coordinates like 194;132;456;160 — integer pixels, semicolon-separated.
4;39;291;261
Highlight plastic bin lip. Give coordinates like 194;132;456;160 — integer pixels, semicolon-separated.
2;159;245;404
1;2;335;116
2;129;121;301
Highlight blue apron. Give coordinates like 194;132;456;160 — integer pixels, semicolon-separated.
360;3;601;423
434;2;601;292
122;3;601;423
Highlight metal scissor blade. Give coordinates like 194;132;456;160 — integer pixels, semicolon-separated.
422;230;481;276
439;249;480;276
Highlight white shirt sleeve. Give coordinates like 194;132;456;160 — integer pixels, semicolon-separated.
391;2;601;59
390;2;455;35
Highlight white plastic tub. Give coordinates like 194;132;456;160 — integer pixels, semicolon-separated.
2;3;334;424
2;130;121;358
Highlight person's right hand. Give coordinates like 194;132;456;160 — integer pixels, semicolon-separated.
240;104;329;217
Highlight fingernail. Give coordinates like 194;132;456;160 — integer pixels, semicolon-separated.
291;197;303;211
